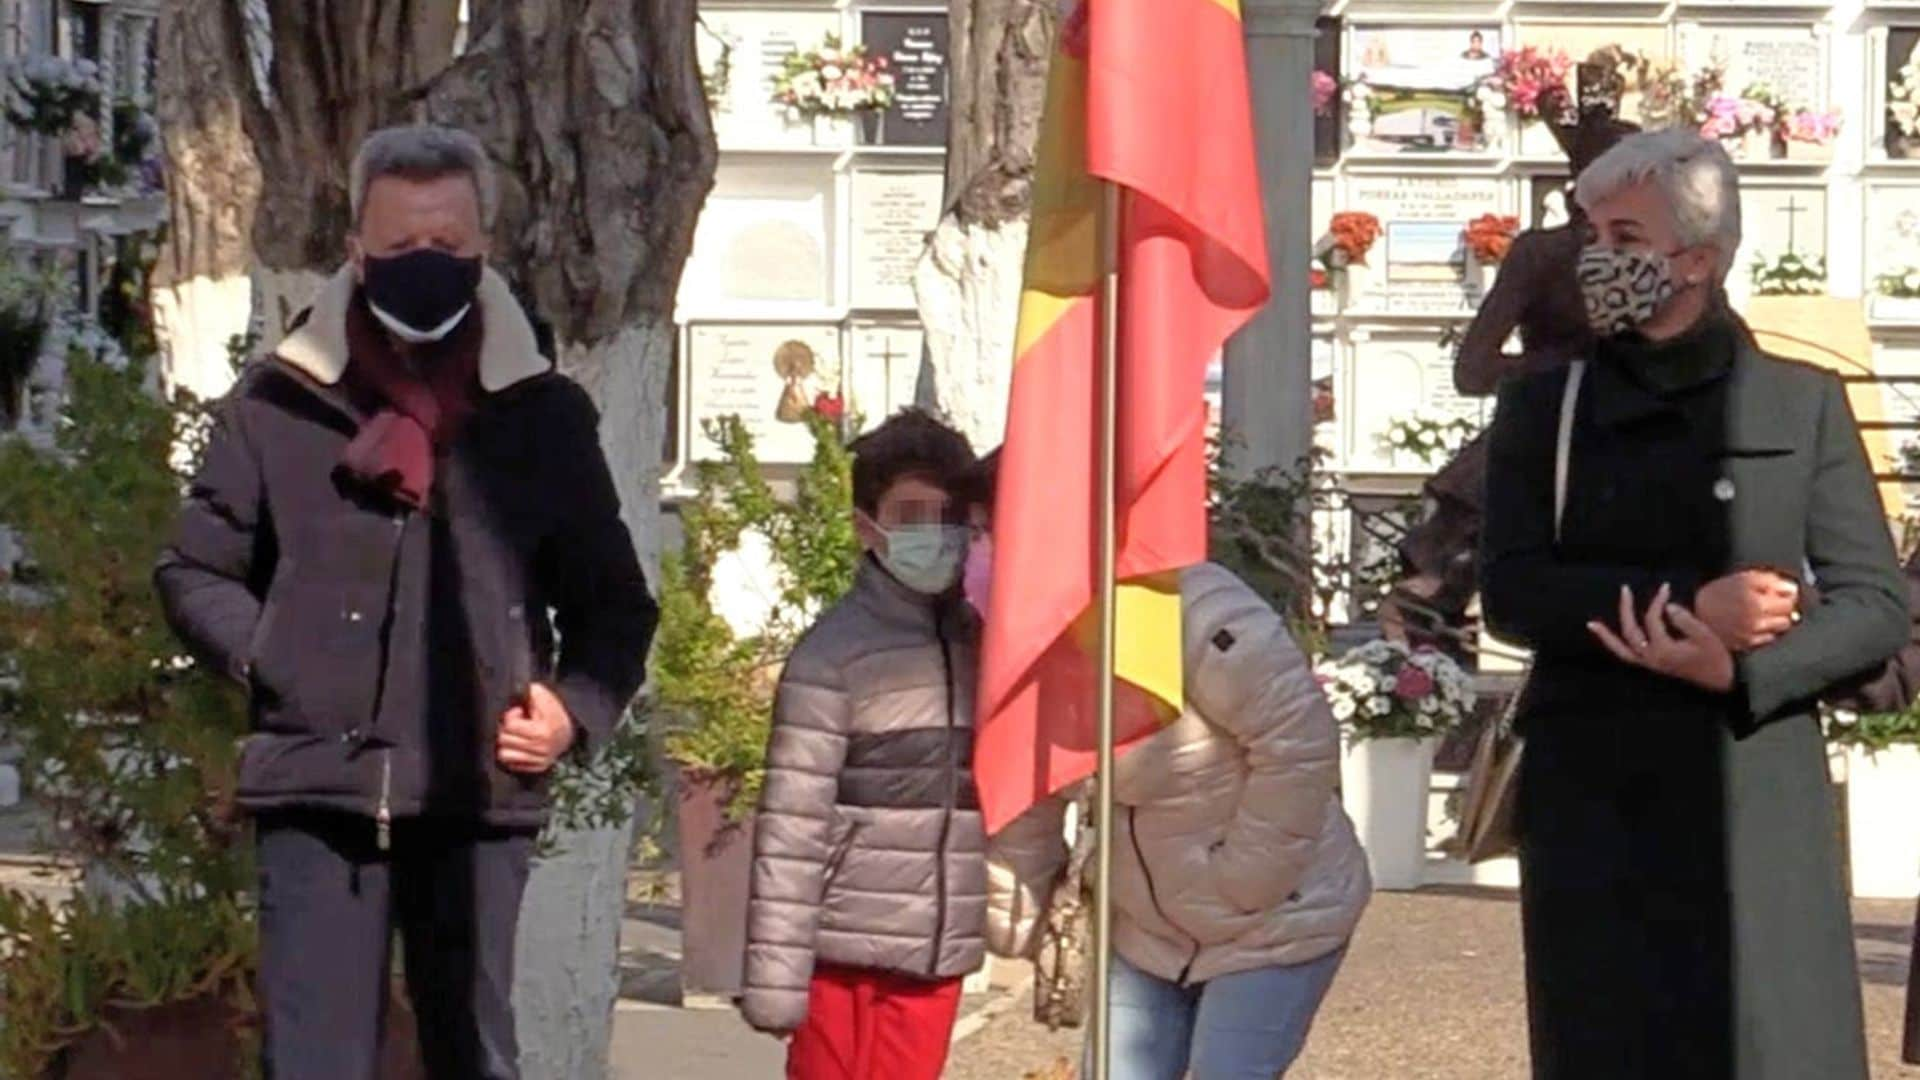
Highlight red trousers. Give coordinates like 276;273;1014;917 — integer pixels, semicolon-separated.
786;964;965;1080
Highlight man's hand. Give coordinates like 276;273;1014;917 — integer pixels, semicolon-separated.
1694;569;1799;652
497;683;576;774
1589;584;1737;692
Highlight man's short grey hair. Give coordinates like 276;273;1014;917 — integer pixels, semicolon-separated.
1574;128;1743;278
349;124;496;228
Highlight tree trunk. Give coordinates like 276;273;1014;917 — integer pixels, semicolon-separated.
215;0;461;343
912;0;1056;449
150;0;262;398
424;5;716;1074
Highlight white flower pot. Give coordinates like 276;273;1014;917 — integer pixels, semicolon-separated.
1337;262;1373;310
1872;295;1920;323
1340;734;1440;891
1847;745;1920;898
1465;256;1498;302
810;114;851;146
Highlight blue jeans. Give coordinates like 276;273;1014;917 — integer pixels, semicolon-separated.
1090;949;1346;1080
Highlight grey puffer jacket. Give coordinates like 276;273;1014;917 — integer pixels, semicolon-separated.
987;563;1371;985
740;559;986;1033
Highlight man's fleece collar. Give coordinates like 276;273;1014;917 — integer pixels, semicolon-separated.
275;264;549;392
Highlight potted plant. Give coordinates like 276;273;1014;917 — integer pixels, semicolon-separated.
0;313;433;1075
771;35;896;146
1873;266;1920;322
0;250;65;425
1493;44;1570;154
1320;640;1476;890
1783;106;1842;162
1699;90;1777;161
1750;252;1827;298
654;408;858;1001
1316;211;1382;309
1461;213;1517;299
1829;709;1920;898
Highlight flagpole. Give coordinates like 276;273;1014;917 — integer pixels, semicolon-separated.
1090;177;1122;1080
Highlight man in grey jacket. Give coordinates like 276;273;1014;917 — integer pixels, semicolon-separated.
739;409;986;1079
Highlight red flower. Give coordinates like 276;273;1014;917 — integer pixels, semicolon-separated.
1463;214;1520;264
1393;666;1435;701
1309;267;1330;290
1327;212;1383;267
811;393;846;422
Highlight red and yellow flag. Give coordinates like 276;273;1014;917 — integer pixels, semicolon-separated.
975;0;1270;834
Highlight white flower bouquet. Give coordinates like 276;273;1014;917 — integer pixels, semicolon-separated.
771;35;895;119
1892;53;1920;140
1877;266;1920;300
1379;414;1482;468
1749;252;1827;297
4;56;104;138
1318;639;1476;743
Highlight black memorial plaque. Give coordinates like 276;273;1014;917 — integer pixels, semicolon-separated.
861;12;951;147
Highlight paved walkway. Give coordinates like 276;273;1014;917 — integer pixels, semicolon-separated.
938;888;1920;1080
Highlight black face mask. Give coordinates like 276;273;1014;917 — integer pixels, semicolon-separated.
361;248;484;344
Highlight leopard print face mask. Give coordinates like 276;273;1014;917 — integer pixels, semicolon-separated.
1578;245;1679;337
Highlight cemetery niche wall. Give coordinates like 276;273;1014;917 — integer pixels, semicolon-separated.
678;2;948;490
1304;1;1918;643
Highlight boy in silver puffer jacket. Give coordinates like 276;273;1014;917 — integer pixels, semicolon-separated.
738;410;986;1080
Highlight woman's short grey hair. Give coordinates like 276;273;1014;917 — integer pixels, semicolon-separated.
349;124;496;228
1575;128;1743;277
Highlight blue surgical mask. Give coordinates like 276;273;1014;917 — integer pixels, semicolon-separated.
876;524;969;595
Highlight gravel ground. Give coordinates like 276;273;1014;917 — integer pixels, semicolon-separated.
946;889;1920;1080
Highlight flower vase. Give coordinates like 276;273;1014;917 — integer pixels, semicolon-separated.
1337;262;1370;311
1846;745;1920;898
1788;139;1832;163
1464;256;1498;303
1340;734;1441;891
1620;91;1644;127
1740;129;1771;161
1890;134;1920;161
1873;295;1920;323
856;110;885;146
810;114;850;146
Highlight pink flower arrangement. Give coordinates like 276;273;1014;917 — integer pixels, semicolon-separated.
1493;46;1572;122
1786;109;1842;145
1698;94;1775;139
1312;70;1338;117
772;36;896;117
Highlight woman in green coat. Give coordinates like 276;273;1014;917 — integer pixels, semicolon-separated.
1481;128;1909;1079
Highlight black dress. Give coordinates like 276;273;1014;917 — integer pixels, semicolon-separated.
1480;313;1908;1080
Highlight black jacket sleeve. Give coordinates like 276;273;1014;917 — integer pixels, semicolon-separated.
1479;372;1704;659
153;390;275;683
542;383;659;755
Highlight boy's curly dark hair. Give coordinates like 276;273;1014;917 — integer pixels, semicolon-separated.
849;409;977;515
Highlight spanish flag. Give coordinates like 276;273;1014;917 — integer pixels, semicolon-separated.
975;0;1270;834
